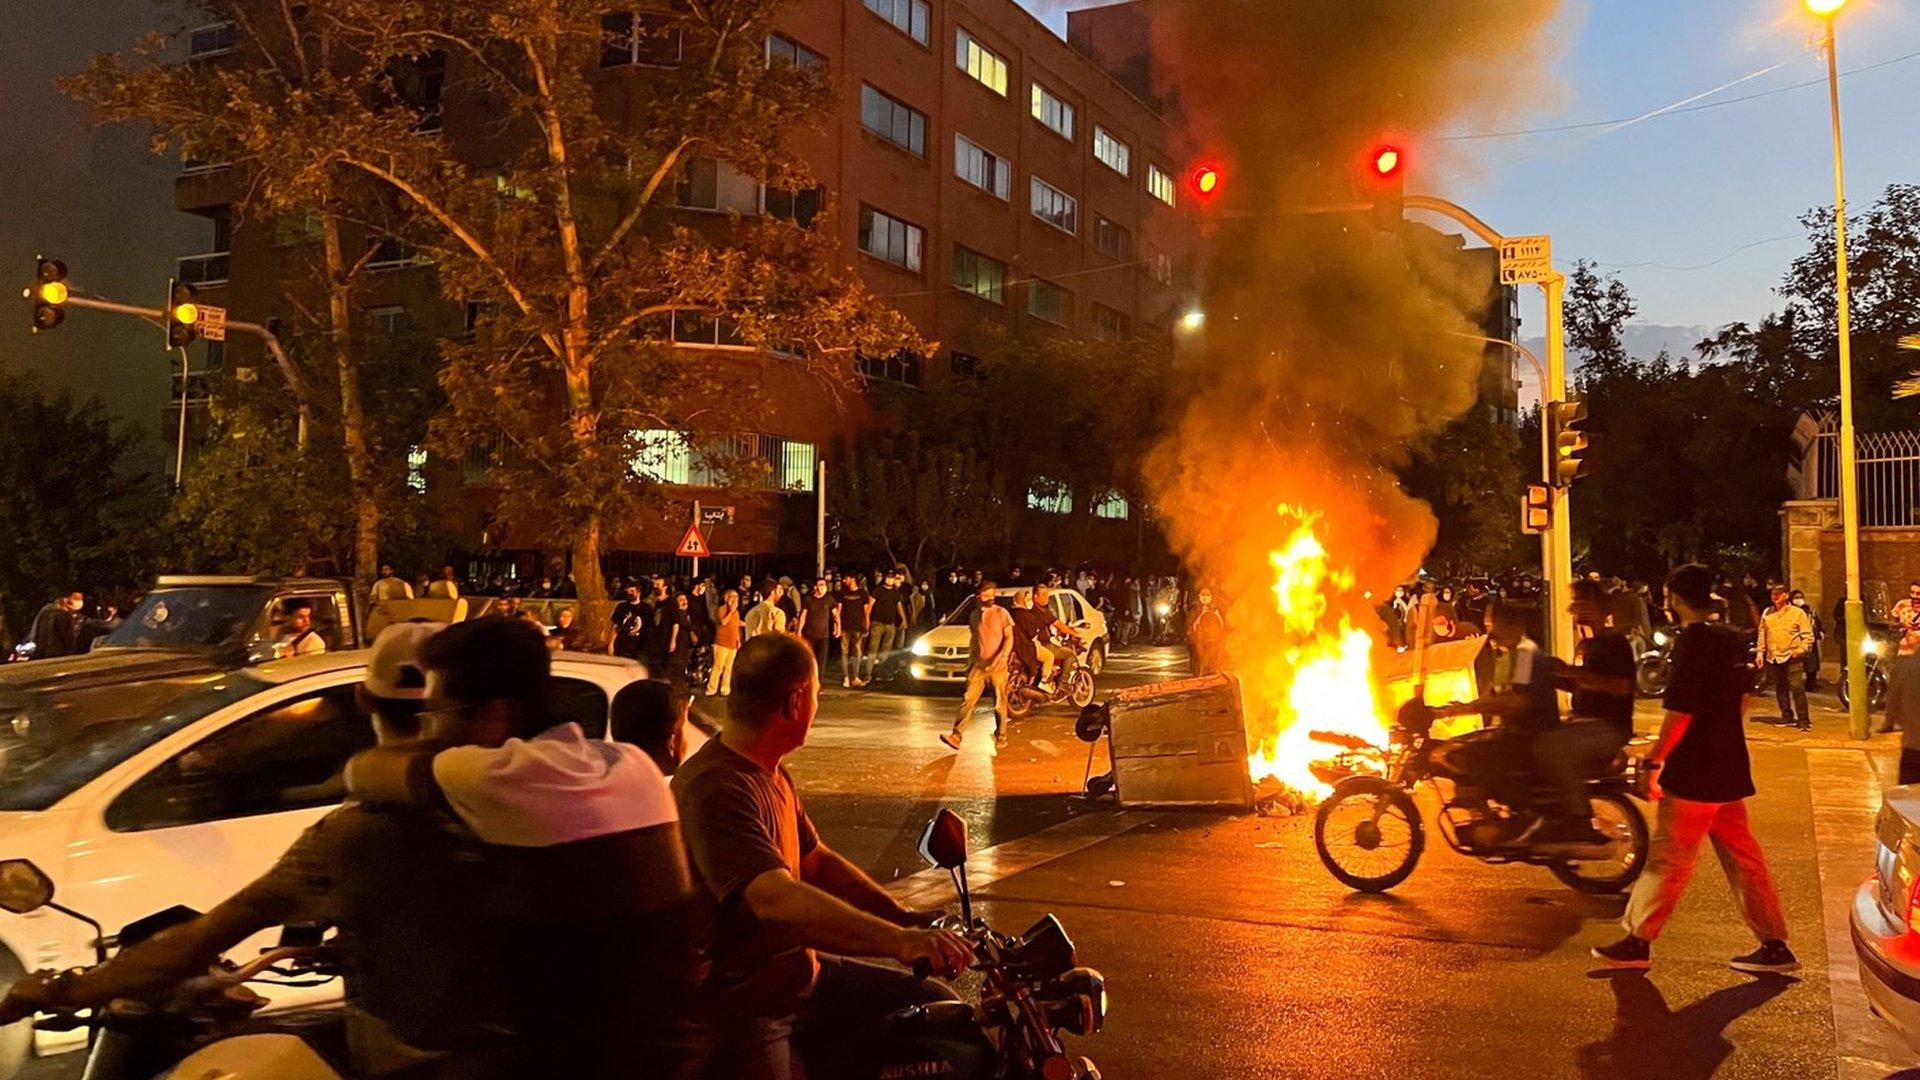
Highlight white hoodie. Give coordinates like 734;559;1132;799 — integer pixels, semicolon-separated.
431;722;678;847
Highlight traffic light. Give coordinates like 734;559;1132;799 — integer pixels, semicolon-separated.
27;257;69;332
1188;163;1222;204
1367;143;1405;232
1546;398;1590;487
1521;484;1552;535
166;278;201;349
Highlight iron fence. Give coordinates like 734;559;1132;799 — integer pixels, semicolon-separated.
1807;412;1920;527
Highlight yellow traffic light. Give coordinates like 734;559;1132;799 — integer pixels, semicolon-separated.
28;256;68;332
1805;0;1847;16
36;280;68;306
166;278;202;349
172;302;200;325
1546;399;1590;487
1521;484;1552;535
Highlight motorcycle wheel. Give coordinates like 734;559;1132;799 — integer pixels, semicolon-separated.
1634;654;1669;699
1007;673;1035;719
1069;669;1096;708
1547;793;1650;895
1087;643;1106;675
1313;777;1424;893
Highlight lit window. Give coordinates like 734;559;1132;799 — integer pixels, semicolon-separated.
858;205;924;272
1031;83;1074;140
864;0;930;45
861;84;927;157
956;29;1009;96
1147;164;1176;206
952;246;1007;304
1093;491;1129;520
953;134;1010;200
1028;481;1073;514
1094;127;1131;177
1029;176;1077;235
406;446;428;493
1027;278;1071;326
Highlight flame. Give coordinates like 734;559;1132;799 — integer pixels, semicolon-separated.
1243;505;1393;799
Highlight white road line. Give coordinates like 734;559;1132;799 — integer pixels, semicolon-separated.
886;809;1140;908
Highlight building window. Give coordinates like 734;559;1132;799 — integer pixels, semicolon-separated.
601;11;683;68
406;446;428;494
953;134;1010;200
676;158;762;213
666;310;751;349
272;209;324;246
1027;481;1072;515
1027;278;1071;326
860;84;927;157
955;29;1009;96
366;237;419;270
764;186;823;227
1029;176;1077;235
1030;82;1074;140
1146;248;1173;286
368;306;412;336
1093;491;1129;520
386;51;445;134
632;431;818;492
949;351;981;378
766;34;823;69
1091;303;1128;341
1147;163;1176;206
187;21;238;58
864;0;930;45
177;253;229;287
858;205;924;272
858;351;924;388
1093;215;1131;260
1093;127;1131;177
952;246;1007;304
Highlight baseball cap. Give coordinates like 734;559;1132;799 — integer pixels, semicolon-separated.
364;622;445;701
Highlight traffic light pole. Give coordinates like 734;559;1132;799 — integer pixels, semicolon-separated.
59;292;309;450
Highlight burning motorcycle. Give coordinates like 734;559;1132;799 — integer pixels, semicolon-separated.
1308;706;1653;895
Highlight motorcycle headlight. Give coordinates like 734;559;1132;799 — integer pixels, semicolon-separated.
910;637;932;657
1154;602;1171;617
1043;968;1107;1036
1005;915;1077;983
1865;639;1882;657
1652;630;1670;647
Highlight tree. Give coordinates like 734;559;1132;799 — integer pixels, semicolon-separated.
234;0;920;634
830;435;1010;580
168;409;355;575
1565;259;1637;378
1400;406;1526;575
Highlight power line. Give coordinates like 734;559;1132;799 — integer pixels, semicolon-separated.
1589;233;1803;273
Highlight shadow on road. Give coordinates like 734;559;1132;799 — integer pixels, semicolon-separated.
1576;972;1794;1080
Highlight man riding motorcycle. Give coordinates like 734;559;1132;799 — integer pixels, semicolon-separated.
1029;585;1081;691
1535;580;1637;844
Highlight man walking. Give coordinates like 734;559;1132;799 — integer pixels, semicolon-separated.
1593;564;1796;974
941;581;1014;750
1757;584;1813;731
836;573;873;688
867;570;909;679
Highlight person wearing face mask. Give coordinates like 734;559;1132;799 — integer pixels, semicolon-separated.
1187;586;1229;676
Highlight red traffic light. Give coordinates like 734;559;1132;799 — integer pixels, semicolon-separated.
1371;145;1403;179
1188;164;1222;201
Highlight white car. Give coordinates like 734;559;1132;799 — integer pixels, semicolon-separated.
900;588;1109;686
0;649;647;1074
1853;784;1920;1051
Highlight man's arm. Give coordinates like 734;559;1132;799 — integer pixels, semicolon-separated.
800;842;919;924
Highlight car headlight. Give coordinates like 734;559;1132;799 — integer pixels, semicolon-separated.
910;637;932;657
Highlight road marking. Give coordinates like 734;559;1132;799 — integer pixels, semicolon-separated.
886;808;1141;908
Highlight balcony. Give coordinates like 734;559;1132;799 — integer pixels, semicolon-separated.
177;252;230;287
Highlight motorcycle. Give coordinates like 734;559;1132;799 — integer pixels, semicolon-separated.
1308;708;1654;895
0;859;346;1080
1006;640;1096;719
1634;625;1674;698
806;809;1104;1079
1838;626;1896;712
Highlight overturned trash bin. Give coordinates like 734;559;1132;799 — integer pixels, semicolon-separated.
1095;673;1253;811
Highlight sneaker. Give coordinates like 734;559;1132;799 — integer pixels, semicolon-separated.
1591;934;1651;970
939;730;963;751
842;677;851;688
1731;940;1799;974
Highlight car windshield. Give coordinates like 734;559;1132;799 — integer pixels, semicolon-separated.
0;673;263;811
101;587;271;651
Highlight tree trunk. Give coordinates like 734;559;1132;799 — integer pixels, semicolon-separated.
572;511;611;650
320;212;381;597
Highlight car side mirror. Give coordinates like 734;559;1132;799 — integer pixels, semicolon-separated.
918;808;969;870
0;859;54;915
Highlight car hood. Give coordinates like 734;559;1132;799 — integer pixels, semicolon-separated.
0;651;225;697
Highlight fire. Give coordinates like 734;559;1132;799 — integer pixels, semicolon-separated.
1243;506;1394;799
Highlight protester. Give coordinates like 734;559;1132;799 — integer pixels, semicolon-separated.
1187;586;1228;675
611;583;650;662
836;573;874;688
548;606;584;651
1757;584;1813;731
708;589;745;697
1536;579;1635;844
941;581;1015;750
869;569;909;675
427;565;461;600
796;578;837;677
672;633;970;1076
1894;580;1920;633
1789;589;1823;690
611;678;690;777
746;581;789;640
663;592;697;687
1593;564;1796;974
26;590;83;659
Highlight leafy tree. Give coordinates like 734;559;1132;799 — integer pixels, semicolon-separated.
829;436;1009;580
1400;405;1526;575
1565;259;1637;378
168;410;354;576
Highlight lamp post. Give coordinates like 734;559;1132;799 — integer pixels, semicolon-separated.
1808;0;1868;738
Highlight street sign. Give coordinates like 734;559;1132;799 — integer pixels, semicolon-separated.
197;304;228;342
1498;235;1553;285
699;505;735;526
676;524;711;558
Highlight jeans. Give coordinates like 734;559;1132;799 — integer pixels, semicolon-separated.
841;631;869;684
869;623;901;674
693;956;957;1080
1768;659;1809;727
707;645;737;696
805;636;830;678
1532;721;1628;817
1624;796;1789;944
954;665;1010;736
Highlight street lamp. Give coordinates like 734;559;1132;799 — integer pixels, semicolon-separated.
1180;309;1205;332
1808;0;1869;738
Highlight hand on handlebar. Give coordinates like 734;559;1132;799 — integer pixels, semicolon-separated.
896;927;975;981
0;971;59;1026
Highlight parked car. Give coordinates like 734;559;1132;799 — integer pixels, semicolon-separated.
887;587;1109;688
0;648;647;1076
32;576;370;668
1852;784;1920;1052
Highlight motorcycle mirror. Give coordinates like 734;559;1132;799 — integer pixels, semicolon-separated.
917;808;969;870
0;859;55;915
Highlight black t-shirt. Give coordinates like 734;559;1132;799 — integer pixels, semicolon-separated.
870;585;905;626
671;739;821;1017
837;588;871;634
1569;634;1636;738
1660;622;1756;803
612;600;649;640
801;594;836;638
